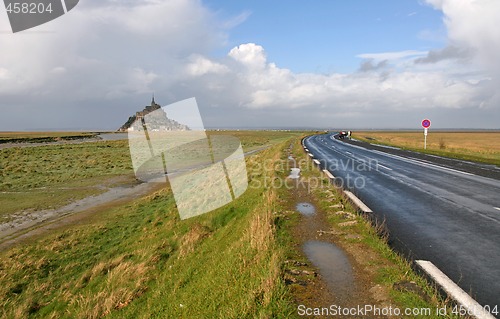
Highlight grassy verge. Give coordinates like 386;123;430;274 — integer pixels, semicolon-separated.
208;130;303;153
274;135;459;318
0;139;297;318
353;131;500;166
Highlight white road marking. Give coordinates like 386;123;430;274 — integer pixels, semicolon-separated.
416;260;496;319
377;164;393;171
494;207;500;211
373;143;400;150
370;150;474;176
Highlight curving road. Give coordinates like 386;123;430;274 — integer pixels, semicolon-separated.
304;133;500;309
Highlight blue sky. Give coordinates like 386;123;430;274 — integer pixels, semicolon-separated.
206;0;446;73
0;0;499;130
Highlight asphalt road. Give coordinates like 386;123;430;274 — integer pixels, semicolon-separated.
304;133;500;310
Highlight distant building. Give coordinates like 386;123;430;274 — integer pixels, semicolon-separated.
118;95;190;132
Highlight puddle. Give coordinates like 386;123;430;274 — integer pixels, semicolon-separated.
98;133;128;141
288;168;300;179
0;182;156;242
296;202;315;216
303;240;355;297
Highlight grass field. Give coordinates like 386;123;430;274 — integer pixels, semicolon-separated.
0;140;135;217
0;130;454;318
0;130;301;218
0;136;297;318
353;131;500;166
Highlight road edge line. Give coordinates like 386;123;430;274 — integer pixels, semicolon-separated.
416;260;495;319
303;136;374;215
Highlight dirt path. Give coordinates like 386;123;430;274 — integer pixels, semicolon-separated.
283;149;391;318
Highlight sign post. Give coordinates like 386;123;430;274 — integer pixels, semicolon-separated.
421;119;431;149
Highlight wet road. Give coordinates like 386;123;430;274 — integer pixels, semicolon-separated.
304;133;500;309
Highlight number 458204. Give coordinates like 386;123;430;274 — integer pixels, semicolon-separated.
6;2;53;14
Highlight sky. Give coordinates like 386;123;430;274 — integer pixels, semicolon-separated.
0;0;499;130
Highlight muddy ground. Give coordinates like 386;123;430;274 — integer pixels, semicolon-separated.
0;180;165;251
282;149;398;318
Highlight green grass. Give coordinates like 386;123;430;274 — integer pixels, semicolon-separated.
208;130;303;152
0;141;133;190
0;140;297;319
0;141;135;217
0;131;302;218
0;131;465;318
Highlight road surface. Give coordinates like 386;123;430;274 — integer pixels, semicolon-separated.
304;133;500;310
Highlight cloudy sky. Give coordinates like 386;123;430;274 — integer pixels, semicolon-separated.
0;0;499;130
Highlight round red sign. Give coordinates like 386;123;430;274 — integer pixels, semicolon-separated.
422;119;431;128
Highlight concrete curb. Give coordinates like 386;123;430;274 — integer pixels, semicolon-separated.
322;169;335;180
343;190;373;214
416;260;495;319
313;159;320;165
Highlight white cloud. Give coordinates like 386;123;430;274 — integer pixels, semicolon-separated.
229;43;267;69
185;43;486;114
425;0;500;72
50;67;67;75
186;55;229;76
0;0;220;97
0;68;11;81
0;0;498;130
424;0;500;111
106;68;159;99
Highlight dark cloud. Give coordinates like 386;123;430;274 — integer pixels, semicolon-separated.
358;59;389;72
414;46;471;64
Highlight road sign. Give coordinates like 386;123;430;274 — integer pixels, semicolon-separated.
422;119;431;149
